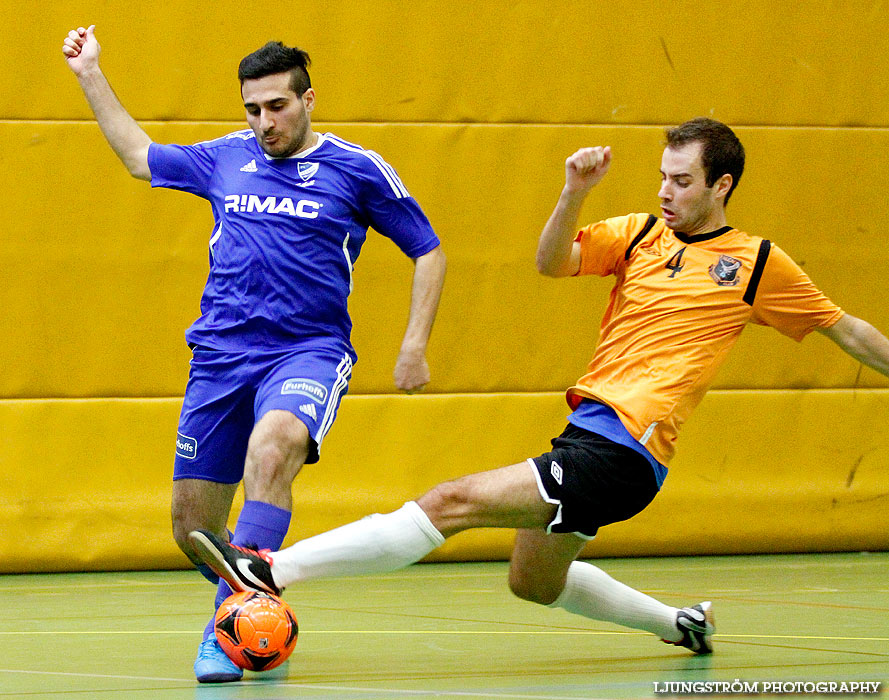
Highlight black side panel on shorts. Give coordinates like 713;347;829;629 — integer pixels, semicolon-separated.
624;214;658;261
743;239;772;306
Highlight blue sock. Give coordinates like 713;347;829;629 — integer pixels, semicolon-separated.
196;564;219;585
203;501;292;640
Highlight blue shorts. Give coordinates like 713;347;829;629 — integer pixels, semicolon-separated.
173;343;354;483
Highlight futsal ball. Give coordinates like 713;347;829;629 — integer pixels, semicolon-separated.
214;591;298;671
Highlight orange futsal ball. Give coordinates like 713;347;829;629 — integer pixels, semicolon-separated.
214;591;298;672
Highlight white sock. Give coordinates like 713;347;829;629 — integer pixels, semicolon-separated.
549;561;681;641
270;501;445;587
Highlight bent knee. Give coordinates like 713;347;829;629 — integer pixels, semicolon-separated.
421;479;474;518
247;441;291;479
246;415;310;481
416;479;478;536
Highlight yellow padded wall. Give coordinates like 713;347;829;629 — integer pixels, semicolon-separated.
1;390;886;573
1;123;887;398
18;2;889;125
1;2;887;573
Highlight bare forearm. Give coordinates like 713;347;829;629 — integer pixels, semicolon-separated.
535;188;586;277
536;147;611;277
842;318;889;377
821;314;889;378
63;26;151;179
392;246;445;392
400;246;446;353
77;67;152;180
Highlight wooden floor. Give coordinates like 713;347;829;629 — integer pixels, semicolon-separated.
1;553;887;699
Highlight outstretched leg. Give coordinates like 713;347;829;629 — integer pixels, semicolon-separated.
190;460;556;591
189;457;714;654
509;528;713;653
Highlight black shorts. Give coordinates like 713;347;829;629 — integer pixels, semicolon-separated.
530;423;659;539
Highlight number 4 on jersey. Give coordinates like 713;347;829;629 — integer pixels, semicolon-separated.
665;246;687;278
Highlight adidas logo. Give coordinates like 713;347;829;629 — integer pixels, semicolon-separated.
240;160;258;173
299;403;318;420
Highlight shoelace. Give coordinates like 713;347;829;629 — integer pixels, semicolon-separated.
198;639;230;657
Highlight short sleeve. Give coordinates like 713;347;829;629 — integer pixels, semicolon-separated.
750;244;845;341
358;152;440;258
576;213;652;277
148;142;217;199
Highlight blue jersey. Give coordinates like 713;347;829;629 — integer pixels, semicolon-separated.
147;131;440;353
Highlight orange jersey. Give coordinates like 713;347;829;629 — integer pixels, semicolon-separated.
568;213;844;465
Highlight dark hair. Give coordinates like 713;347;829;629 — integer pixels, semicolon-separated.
238;41;312;96
665;118;745;205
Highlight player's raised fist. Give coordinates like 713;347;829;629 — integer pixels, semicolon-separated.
62;25;100;75
564;146;612;193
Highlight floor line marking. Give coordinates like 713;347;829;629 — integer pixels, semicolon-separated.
0;669;637;700
267;682;628;699
0;668;187;683
0;629;886;642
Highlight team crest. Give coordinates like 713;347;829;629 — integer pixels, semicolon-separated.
708;255;742;286
298;162;320;181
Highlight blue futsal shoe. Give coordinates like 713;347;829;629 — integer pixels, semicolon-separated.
194;636;243;683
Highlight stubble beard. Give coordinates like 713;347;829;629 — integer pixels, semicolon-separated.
259;121;311;159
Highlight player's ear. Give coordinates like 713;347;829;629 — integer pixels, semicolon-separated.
302;88;316;114
714;173;732;202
